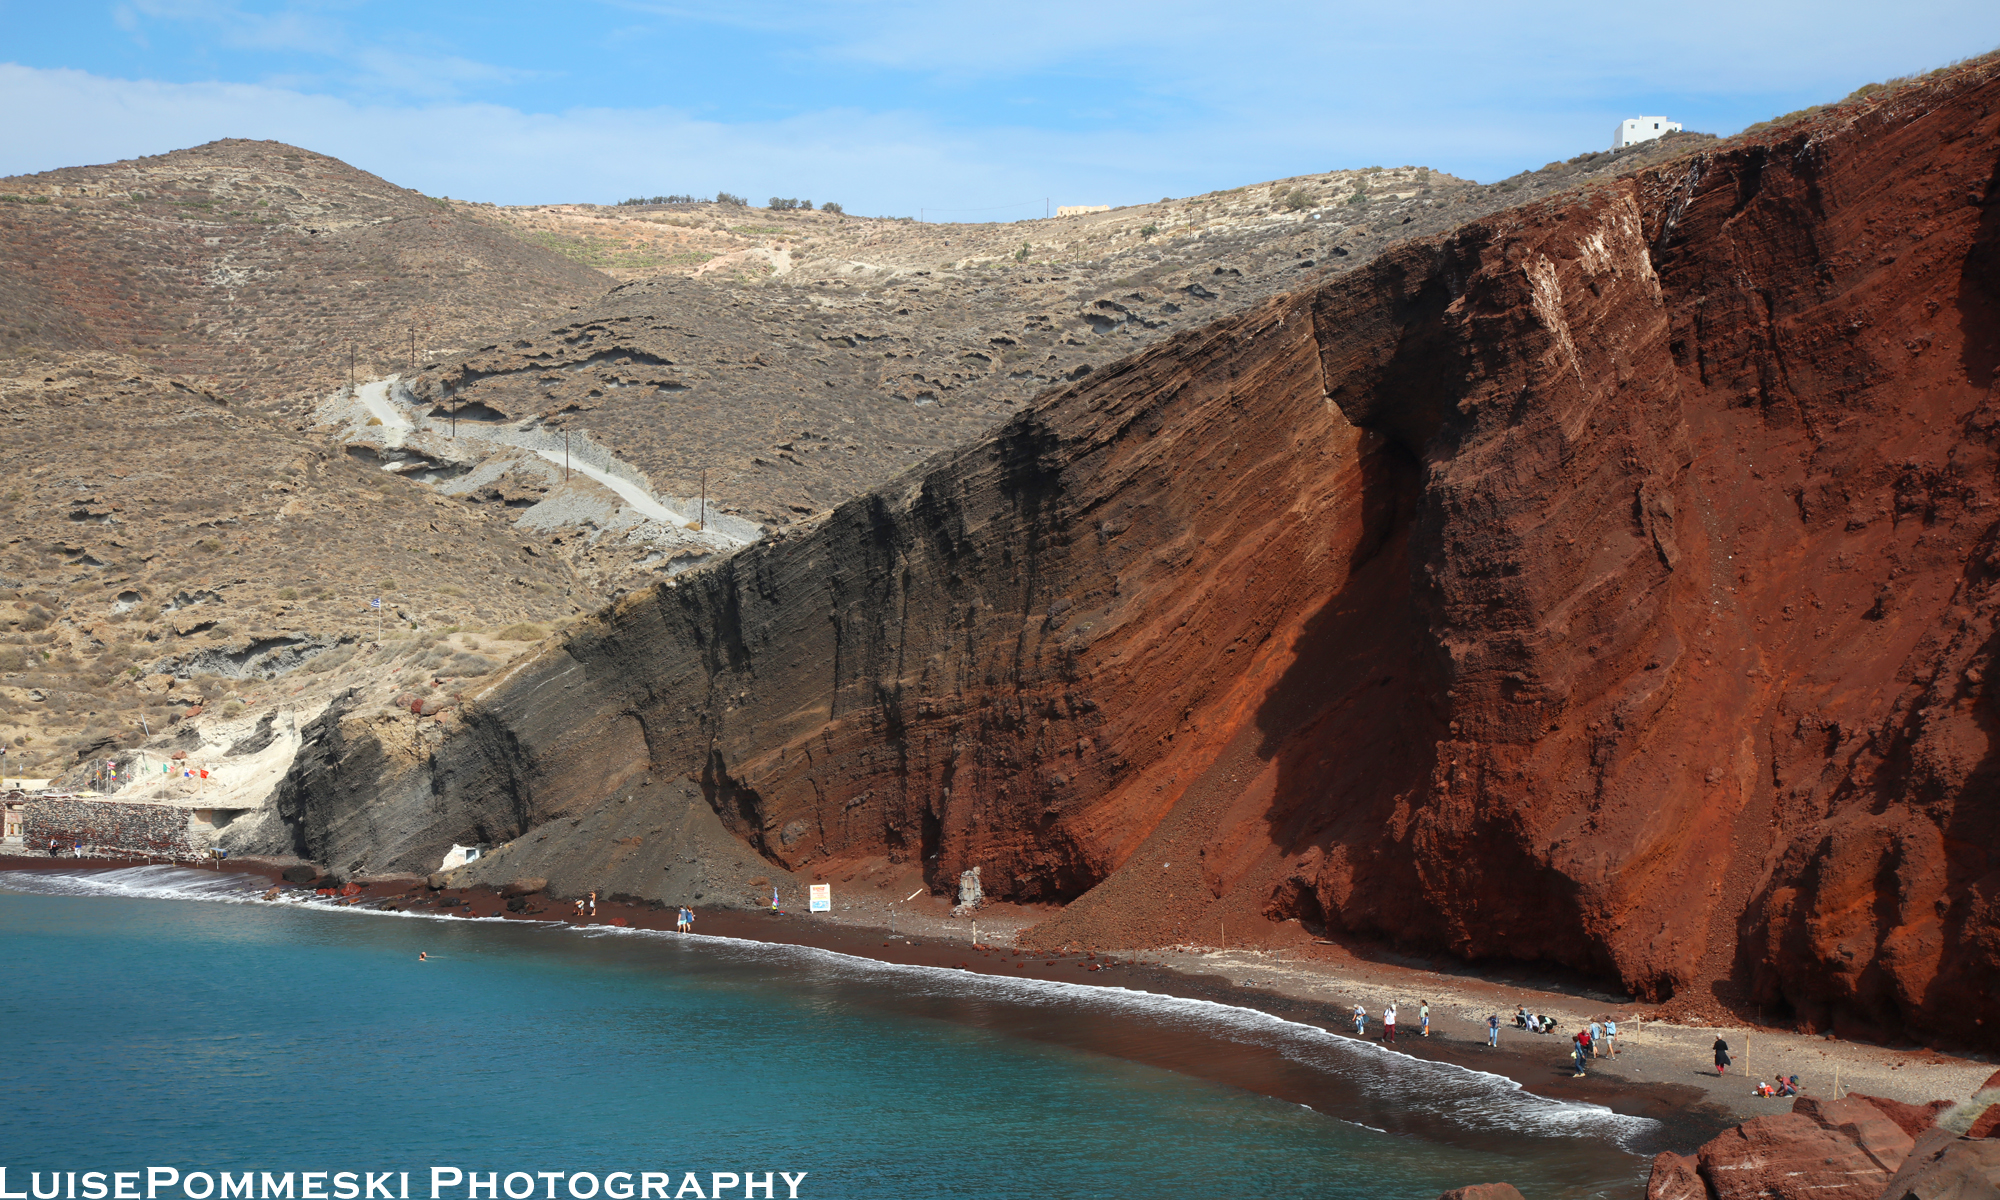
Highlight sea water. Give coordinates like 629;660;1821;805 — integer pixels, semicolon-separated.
2;868;1673;1199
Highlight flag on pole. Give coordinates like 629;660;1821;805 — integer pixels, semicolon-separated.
371;598;382;609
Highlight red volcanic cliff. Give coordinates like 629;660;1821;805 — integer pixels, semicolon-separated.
282;60;2000;1047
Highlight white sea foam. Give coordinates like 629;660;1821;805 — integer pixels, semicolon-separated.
1;864;276;903
575;921;1663;1150
3;866;1661;1151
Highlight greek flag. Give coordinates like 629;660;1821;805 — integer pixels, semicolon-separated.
371;598;382;609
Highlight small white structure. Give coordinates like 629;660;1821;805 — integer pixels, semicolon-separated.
1056;205;1111;217
1614;117;1682;149
440;843;483;871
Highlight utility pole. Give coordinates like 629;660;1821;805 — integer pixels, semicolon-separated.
1046;198;1050;218
348;342;355;389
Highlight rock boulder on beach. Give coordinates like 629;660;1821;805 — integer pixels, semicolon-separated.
1649;1091;1988;1200
1436;1185;1525;1200
502;877;547;898
1876;1128;2000;1200
1693;1110;1903;1200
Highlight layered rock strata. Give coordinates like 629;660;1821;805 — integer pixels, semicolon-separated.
267;60;2000;1047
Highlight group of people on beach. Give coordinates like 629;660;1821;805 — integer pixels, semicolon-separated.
1349;1002;1431;1043
571;892;598;919
676;905;694;932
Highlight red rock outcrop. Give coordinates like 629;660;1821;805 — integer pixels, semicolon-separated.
1877;1131;2000;1200
283;56;2000;1048
1647;1091;1999;1200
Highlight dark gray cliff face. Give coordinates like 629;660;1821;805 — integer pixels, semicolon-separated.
255;279;1351;903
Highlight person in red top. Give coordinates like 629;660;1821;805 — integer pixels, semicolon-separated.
1572;1029;1591;1077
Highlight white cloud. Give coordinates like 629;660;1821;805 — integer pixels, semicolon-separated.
6;0;2000;216
0;59;1631;211
0;64;1113;211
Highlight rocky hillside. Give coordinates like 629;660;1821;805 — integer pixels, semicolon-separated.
0;352;586;778
250;54;2000;1052
469;134;1717;285
399;136;1719;533
0;140;610;408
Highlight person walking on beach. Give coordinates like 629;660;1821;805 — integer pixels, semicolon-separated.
1421;1002;1430;1038
1604;1018;1618;1057
1589;1018;1604;1057
1486;1014;1500;1047
1572;1030;1589;1078
1384;1004;1397;1043
1713;1037;1731;1076
1353;1005;1367;1037
587;891;597;918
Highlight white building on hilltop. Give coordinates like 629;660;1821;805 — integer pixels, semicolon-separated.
1614;117;1682;149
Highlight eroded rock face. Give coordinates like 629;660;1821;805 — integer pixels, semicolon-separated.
274;59;2000;1045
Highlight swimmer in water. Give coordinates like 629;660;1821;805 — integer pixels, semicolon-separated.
418;952;428;962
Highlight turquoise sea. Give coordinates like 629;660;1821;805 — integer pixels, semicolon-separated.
2;868;1677;1199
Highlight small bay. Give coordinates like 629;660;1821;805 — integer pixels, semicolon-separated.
2;868;1661;1199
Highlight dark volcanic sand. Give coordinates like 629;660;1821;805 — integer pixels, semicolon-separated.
0;853;1730;1151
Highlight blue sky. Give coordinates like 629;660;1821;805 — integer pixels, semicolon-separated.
3;1;1997;217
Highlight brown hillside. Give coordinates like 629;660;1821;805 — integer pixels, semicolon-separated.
0;352;587;778
402;139;1719;533
259;54;2000;1051
0;140;611;407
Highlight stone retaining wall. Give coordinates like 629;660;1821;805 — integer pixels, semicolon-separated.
24;798;203;858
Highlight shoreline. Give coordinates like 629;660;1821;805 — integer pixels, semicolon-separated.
4;853;1991;1141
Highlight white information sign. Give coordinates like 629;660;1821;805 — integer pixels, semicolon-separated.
809;884;831;913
